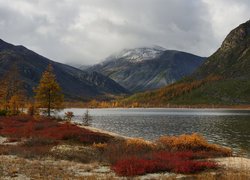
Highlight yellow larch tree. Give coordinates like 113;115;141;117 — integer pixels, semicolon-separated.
35;64;64;117
0;65;26;114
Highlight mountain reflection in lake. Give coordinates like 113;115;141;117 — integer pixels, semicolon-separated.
59;108;250;157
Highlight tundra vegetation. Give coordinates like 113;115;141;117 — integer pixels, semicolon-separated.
0;113;241;178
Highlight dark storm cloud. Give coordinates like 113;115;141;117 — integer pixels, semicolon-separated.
0;0;249;64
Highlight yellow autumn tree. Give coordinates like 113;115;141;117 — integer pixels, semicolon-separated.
0;65;26;113
9;95;26;115
35;64;64;117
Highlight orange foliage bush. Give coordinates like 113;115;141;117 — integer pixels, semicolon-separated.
125;138;155;152
156;133;232;156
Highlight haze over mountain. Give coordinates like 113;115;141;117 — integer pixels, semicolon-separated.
122;20;250;106
86;46;205;92
0;39;129;100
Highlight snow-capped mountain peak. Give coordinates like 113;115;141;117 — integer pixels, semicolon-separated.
104;46;166;63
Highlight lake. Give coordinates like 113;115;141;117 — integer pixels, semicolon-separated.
58;108;250;157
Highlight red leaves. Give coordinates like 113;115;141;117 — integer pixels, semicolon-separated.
0;115;112;144
112;151;217;176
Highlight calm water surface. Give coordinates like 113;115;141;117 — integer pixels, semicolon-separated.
59;108;250;157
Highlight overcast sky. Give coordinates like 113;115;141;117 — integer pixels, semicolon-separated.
0;0;249;65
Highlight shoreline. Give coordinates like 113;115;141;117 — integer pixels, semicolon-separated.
77;125;132;140
63;106;250;111
64;101;250;110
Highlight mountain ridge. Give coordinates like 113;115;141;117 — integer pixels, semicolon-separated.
0;39;129;100
86;47;205;92
103;46;166;63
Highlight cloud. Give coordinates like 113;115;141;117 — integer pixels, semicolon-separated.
0;0;249;64
203;0;250;43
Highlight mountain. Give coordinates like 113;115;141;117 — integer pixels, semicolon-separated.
0;39;129;100
104;46;166;63
79;64;91;70
194;21;250;79
86;46;205;92
121;20;250;106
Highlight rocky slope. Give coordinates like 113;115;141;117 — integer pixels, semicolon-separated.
121;20;250;106
87;46;205;92
0;39;129;100
194;20;250;79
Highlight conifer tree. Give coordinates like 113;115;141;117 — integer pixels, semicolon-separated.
35;64;64;117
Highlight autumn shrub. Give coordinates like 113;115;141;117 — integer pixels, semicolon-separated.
125;138;155;152
105;134;231;165
156;133;232;157
112;151;218;177
0;116;113;144
109;134;229;176
151;151;217;173
112;157;155;176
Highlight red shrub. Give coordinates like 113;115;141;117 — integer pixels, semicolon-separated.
0;116;112;144
112;151;217;176
112;157;164;176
